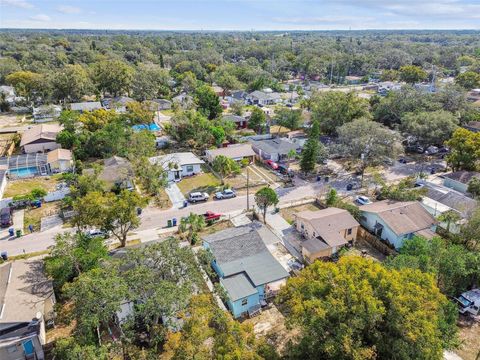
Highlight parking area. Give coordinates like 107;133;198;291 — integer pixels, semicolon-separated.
0;209;24;239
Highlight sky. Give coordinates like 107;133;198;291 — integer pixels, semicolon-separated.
1;0;479;31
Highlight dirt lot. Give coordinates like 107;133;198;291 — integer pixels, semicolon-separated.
0;113;32;128
24;202;61;232
244;305;300;355
224;166;266;189
455;317;480;360
280;202;322;224
4;176;60;198
345;237;387;262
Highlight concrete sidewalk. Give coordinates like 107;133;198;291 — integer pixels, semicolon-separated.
165;182;186;209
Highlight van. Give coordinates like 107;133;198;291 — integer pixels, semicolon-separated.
188;192;209;203
0;207;13;227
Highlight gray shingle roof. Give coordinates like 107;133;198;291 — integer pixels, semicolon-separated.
203;223;289;287
250;138;299;155
220;273;257;301
425;184;477;217
70;101;102;112
443;171;480;184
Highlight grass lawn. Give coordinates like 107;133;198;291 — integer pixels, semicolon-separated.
199;219;232;237
4;176;60;198
177;172;221;195
280;202;322;224
23;202;60;232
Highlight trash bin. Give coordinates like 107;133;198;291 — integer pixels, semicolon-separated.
0;252;7;261
16;229;22;238
183;200;188;208
346;184;353;191
167;219;172;228
8;228;14;237
172;218;177;226
28;224;34;233
32;200;41;208
136;207;142;215
324;176;329;182
316;175;321;182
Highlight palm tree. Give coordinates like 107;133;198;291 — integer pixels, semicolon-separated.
179;213;206;244
287;149;297;171
437;210;461;233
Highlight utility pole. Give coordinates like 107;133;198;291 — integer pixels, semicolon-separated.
246;167;250;211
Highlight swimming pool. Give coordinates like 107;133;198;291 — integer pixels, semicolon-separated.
9;167;38;178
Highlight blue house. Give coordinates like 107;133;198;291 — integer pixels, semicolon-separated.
202;223;289;318
443;171;480;195
359;200;437;249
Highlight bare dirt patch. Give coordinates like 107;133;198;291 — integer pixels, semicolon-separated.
455;316;480;360
280;202;322;224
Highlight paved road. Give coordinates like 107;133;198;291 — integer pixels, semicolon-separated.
0;158;447;256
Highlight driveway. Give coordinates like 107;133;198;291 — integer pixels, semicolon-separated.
165;182;186;209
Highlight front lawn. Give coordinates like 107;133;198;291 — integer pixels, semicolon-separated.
4;176;61;198
279;202;323;224
177;172;221;195
23;201;61;232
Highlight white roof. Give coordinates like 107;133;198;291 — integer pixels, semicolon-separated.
149;152;204;170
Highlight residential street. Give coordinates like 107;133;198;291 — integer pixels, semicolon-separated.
0;158;447;257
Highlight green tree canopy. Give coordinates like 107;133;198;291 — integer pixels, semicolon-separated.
248;107;267;134
400;110;458;146
399;65;428;84
255;187;279;223
445;128;480;171
278;256;457;360
311;91;369;134
212;155;241;184
194;84;222;120
456;71;480;90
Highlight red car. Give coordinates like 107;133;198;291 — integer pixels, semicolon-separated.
203;211;222;222
265;159;279;170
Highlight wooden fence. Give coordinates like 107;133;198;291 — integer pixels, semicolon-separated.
358;227;397;256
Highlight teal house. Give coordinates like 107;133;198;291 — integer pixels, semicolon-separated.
443;171;480;195
203;223;289;318
359;200;437;249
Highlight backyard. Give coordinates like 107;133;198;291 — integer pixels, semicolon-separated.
279;202;323;225
4;176;61;198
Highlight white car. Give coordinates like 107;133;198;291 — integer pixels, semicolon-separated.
214;189;236;200
188;192;209;203
355;195;372;205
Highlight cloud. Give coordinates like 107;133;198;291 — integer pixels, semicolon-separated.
1;0;33;9
29;13;51;22
57;5;82;14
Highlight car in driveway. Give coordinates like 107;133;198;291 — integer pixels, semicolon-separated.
214;189;236;200
265;159;279;170
85;229;109;238
355;195;372;205
0;207;12;227
188;192;209;203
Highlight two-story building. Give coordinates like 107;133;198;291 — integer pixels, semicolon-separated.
203;223;289;318
359;200;437;249
149;152;205;182
295;207;360;262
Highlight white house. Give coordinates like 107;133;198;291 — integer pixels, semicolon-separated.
149;152;205;182
246;91;281;106
32;105;62;123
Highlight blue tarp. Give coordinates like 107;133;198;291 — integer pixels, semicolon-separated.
132;123;161;132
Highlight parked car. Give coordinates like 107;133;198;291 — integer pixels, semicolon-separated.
265;159;279;170
0;207;12;227
355;195;372;205
203;211;222;222
425;146;439;155
85;229;108;238
188;192;209;203
214;189;236;200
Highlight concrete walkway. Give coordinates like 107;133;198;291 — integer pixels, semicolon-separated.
165;182;186;209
